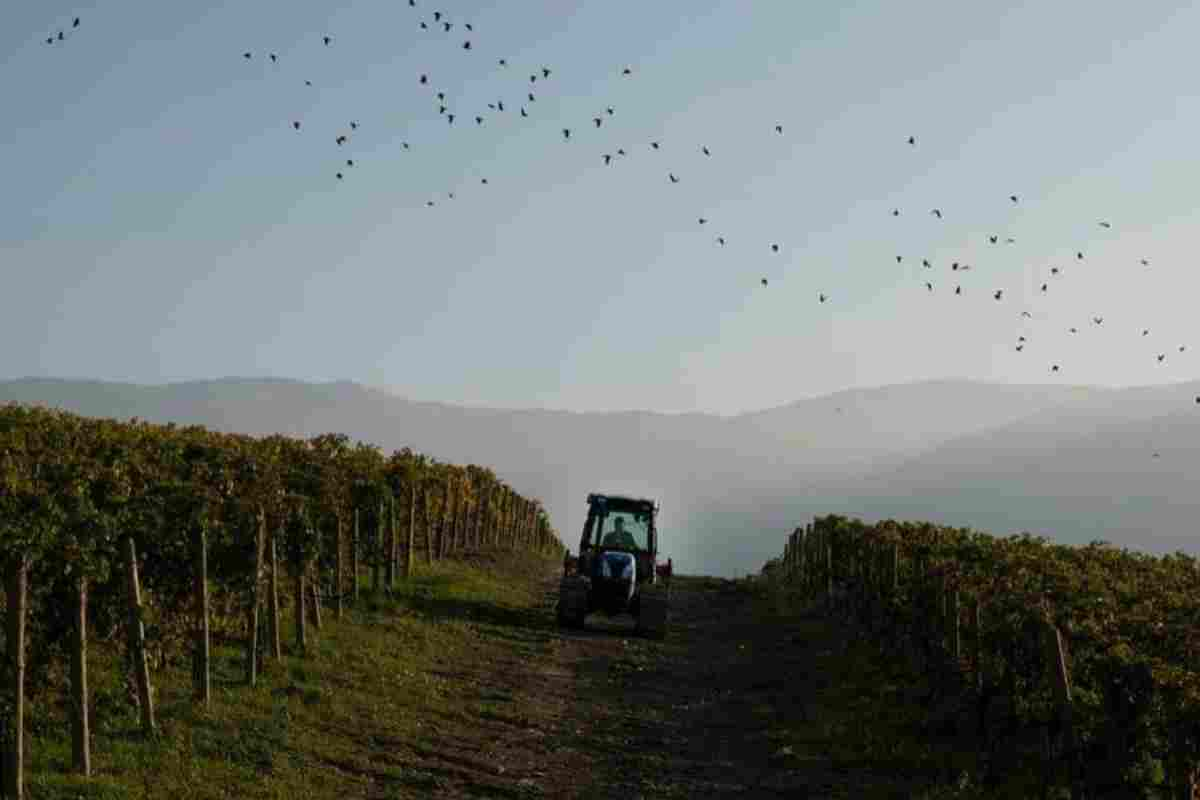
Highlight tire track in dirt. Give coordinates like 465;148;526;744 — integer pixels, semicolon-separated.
398;568;928;799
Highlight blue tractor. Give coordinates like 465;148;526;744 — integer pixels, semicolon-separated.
557;493;671;638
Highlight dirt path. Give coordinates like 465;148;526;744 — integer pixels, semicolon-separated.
402;570;936;799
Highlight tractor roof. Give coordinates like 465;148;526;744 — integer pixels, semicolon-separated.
587;493;658;511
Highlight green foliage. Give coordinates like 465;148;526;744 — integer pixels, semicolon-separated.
0;400;568;792
768;513;1200;797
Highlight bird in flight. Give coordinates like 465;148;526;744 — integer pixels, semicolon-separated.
623;67;632;75
669;173;679;183
1099;221;1112;228
1009;194;1018;203
770;244;779;253
907;135;916;145
776;125;784;134
323;36;332;45
931;209;942;218
761;278;768;286
562;128;571;140
819;293;827;303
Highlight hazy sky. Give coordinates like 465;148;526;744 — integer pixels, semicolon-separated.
5;1;1200;415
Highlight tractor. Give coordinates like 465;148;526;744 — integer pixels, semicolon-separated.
557;493;672;638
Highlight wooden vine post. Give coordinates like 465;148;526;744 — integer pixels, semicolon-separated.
294;507;311;655
193;517;211;707
373;500;383;594
2;556;28;800
246;511;264;686
70;569;90;776
310;574;322;630
1042;619;1074;751
268;523;281;661
334;512;344;620
386;492;396;591
973;599;983;692
440;478;453;559
404;484;415;579
474;488;486;550
423;486;434;564
123;536;155;734
352;507;360;603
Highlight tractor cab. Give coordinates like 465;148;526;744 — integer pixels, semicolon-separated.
559;493;670;635
577;493;658;595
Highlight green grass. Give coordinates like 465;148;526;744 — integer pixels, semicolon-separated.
23;549;562;800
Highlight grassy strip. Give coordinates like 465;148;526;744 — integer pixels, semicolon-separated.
28;549;561;800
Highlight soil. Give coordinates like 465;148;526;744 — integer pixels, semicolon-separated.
392;568;939;800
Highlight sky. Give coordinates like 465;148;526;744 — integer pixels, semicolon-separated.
4;0;1200;416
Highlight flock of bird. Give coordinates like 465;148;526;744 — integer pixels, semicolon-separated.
39;8;1200;408
43;15;81;45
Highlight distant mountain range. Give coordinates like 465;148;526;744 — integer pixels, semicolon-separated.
3;376;1197;577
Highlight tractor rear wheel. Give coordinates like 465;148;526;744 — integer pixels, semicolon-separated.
636;583;669;639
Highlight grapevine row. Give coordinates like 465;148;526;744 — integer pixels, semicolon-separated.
768;514;1200;799
0;402;565;799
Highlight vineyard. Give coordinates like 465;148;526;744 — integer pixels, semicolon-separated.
0;402;565;800
765;514;1200;799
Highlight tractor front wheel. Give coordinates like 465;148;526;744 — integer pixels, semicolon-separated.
557;576;589;630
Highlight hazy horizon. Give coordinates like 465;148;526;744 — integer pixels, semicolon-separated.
5;375;1197;577
7;372;1195;418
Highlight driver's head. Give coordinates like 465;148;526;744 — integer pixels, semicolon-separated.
613;517;625;531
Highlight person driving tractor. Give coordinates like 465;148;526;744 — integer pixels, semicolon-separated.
601;517;638;549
